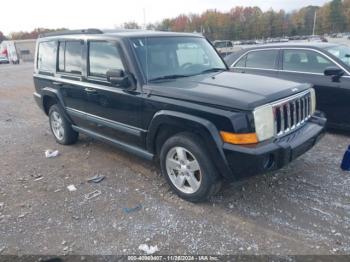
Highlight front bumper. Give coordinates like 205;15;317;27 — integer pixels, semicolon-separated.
223;114;326;180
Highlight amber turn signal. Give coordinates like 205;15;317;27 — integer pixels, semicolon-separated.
220;131;258;145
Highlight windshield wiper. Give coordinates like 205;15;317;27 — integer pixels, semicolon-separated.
198;68;227;74
148;74;191;82
148;68;226;82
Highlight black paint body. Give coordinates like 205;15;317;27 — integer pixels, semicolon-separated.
33;31;326;180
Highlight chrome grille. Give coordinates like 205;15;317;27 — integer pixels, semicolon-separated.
273;91;312;137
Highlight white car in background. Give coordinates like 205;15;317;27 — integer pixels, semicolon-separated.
213;40;236;55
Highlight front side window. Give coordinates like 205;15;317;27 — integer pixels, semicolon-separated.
245;50;278;69
58;41;82;74
130;37;226;81
88;41;124;77
283;49;336;74
38;41;57;72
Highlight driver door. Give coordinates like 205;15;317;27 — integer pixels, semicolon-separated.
81;40;143;146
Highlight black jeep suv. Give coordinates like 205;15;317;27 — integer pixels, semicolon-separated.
33;29;326;202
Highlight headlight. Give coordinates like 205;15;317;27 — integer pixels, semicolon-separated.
310;88;316;114
253;105;274;142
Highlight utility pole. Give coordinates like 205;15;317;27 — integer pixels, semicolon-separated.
143;8;146;30
312;10;317;36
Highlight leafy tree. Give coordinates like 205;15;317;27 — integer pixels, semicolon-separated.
154;1;350;40
0;31;6;43
9;28;67;40
123;22;141;29
329;0;346;32
6;0;350;41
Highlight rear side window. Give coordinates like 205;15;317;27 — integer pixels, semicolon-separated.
37;41;57;72
88;41;124;77
245;50;278;69
58;42;65;71
58;41;83;74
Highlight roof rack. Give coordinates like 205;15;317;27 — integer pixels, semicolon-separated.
102;29;147;33
39;29;103;38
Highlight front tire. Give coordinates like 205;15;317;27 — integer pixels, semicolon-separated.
160;132;222;202
49;104;78;145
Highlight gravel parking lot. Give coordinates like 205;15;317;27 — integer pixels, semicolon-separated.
1;63;350;256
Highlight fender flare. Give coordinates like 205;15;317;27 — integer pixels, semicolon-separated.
41;87;65;108
41;87;73;123
146;110;233;179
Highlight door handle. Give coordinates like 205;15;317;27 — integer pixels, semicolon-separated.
84;87;97;93
52;81;63;86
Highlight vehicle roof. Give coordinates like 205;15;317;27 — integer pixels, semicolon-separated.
38;29;203;40
240;42;340;50
105;30;202;38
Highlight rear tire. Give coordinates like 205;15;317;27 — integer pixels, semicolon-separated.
160;132;222;202
49;104;78;145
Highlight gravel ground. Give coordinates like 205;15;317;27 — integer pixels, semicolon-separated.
0;63;350;256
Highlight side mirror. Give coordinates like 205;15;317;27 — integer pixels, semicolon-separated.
324;66;344;77
106;69;130;87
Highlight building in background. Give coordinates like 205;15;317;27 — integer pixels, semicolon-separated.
0;39;36;63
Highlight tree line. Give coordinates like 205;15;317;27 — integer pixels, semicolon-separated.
149;0;350;40
0;28;67;41
1;0;350;41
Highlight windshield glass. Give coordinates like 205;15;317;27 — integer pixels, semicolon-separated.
324;45;350;67
214;41;228;48
130;36;226;81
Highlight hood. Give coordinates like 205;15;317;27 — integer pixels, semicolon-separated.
146;71;311;111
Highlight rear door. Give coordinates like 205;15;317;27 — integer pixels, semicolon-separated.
56;40;87;127
230;49;279;78
277;48;350;127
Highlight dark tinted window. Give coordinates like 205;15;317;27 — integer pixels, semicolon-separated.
38;41;57;71
283;49;336;74
245;50;278;69
131;37;225;80
58;42;65;71
58;41;82;74
88;41;124;77
65;41;82;74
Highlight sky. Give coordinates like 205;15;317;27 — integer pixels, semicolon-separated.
1;0;331;35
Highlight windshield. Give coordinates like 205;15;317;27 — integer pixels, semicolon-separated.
324;45;350;67
214;41;229;48
130;36;226;81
